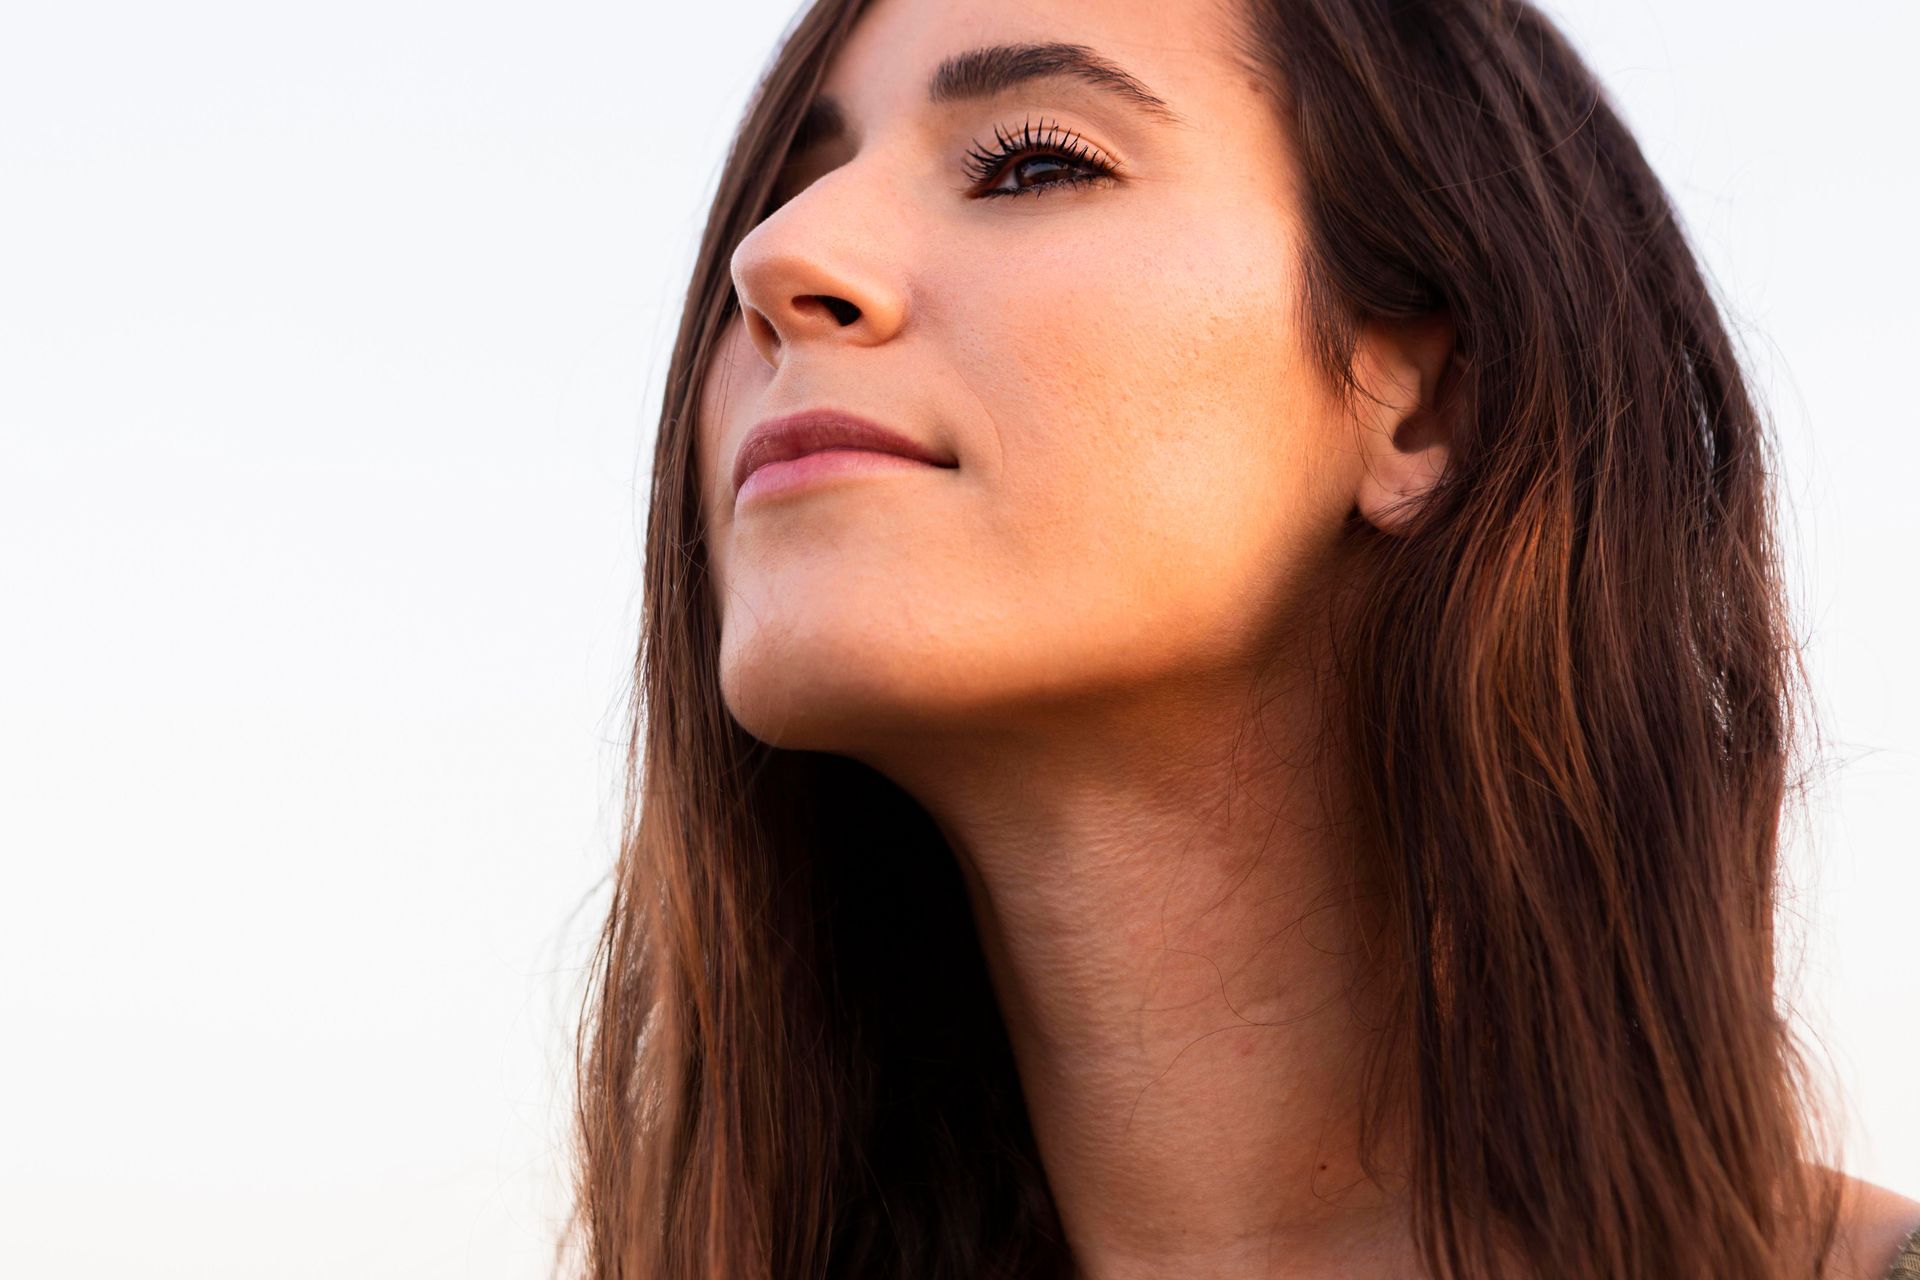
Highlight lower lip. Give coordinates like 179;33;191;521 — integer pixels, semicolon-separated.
736;448;948;505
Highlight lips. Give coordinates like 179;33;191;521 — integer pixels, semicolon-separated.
732;409;956;496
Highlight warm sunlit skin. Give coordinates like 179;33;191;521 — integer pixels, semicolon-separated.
693;0;1920;1277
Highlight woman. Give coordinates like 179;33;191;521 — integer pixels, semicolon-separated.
570;0;1920;1275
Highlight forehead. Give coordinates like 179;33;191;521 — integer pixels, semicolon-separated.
818;0;1250;124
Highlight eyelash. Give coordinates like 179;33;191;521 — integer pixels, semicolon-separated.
962;116;1120;199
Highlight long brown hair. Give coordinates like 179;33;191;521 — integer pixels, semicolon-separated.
568;0;1847;1275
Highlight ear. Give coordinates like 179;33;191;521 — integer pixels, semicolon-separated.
1349;313;1459;536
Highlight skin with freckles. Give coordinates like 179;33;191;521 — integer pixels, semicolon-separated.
691;0;1920;1276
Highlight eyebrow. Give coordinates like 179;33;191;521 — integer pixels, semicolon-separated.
787;40;1185;156
928;41;1184;123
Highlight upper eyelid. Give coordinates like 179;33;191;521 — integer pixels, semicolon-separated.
783;71;1147;156
971;116;1117;160
962;118;1121;188
775;111;1126;187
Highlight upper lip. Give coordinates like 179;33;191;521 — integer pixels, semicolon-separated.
732;409;957;495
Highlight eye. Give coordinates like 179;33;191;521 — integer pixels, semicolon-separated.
962;116;1120;200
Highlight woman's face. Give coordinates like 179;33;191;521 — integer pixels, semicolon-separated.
697;0;1363;756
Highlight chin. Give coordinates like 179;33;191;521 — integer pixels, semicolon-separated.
720;623;1024;756
719;639;906;753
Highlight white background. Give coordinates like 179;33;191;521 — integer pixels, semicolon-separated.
2;2;1913;1275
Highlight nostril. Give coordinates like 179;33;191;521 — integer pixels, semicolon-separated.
804;295;861;326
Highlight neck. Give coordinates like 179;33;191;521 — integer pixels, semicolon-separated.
866;654;1420;1280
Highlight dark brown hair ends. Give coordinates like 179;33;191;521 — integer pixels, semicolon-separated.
568;0;1847;1276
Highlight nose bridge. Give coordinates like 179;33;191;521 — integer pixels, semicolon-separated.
728;156;910;365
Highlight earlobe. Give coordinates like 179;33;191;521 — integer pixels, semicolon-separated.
1350;313;1459;536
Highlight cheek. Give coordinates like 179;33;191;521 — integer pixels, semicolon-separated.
939;210;1349;669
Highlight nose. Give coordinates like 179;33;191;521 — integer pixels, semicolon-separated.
728;173;909;369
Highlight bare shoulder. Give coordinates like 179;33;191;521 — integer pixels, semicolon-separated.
1824;1172;1920;1280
